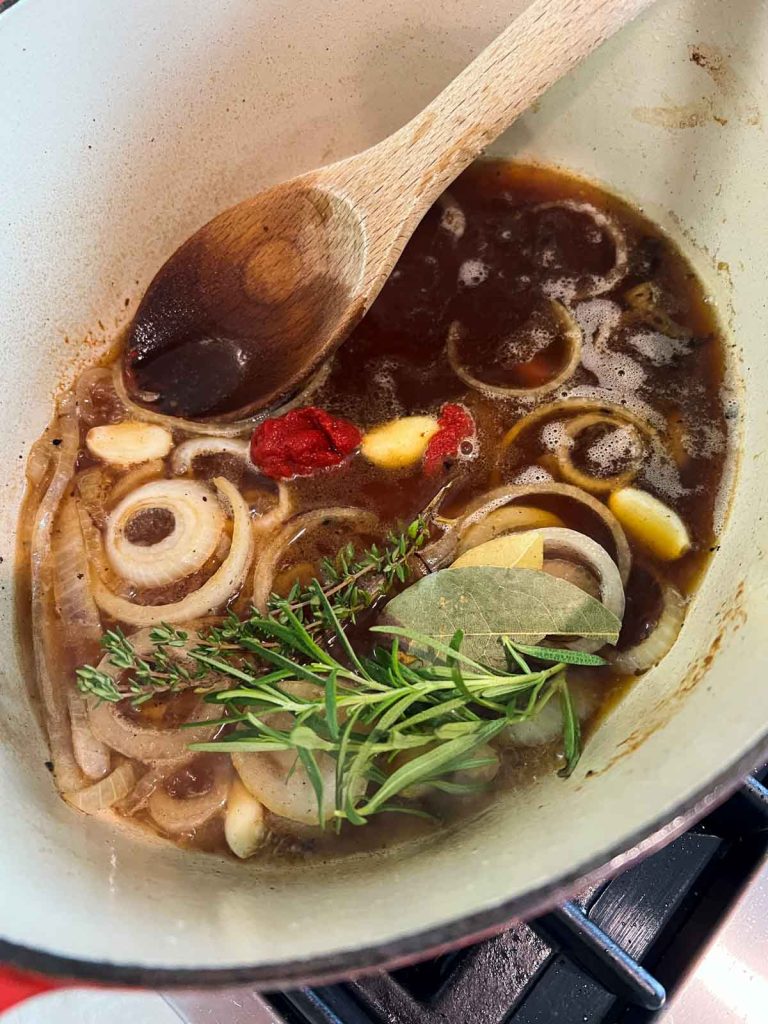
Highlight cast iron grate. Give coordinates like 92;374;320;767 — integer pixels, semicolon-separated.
268;765;768;1024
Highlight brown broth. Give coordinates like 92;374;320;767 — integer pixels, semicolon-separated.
18;161;731;862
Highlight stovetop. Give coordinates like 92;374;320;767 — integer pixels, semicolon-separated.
165;764;768;1024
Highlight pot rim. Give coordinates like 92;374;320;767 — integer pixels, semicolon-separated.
1;733;765;990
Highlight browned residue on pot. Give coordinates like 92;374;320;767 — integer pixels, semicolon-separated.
594;581;747;773
633;44;761;130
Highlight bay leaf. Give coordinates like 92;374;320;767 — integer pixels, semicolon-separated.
450;531;543;571
380;566;621;667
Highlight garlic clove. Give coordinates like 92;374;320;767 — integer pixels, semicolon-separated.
86;421;173;466
609;487;691;561
224;777;267;859
361;416;439;470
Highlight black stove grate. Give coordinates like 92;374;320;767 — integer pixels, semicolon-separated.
268;765;768;1024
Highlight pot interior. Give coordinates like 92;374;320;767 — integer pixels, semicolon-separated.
0;0;766;982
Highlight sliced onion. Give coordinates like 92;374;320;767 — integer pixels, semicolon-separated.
25;434;53;489
113;359;331;437
30;396;84;792
252;481;293;538
171;437;251;475
609;583;686;675
457;505;564;557
446;300;582;399
88;697;221;763
93;476;255;626
108;459;165;508
496;398;658;475
52;497;103;652
105;479;226;588
87;630;222;760
252;506;379;612
148;758;230;834
555;413;644;494
121;755;196;814
455;482;632;584
68;691;111;781
233;749;339;826
543;558;600;600
533;527;624;651
531;200;628;299
76;467;112;527
65;763;136;814
77;498;126;594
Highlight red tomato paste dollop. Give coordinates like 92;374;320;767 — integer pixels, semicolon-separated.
250;406;362;479
424;403;476;475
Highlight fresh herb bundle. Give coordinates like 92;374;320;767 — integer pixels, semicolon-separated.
77;576;601;827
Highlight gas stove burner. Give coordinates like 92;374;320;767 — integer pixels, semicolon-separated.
165;765;767;1024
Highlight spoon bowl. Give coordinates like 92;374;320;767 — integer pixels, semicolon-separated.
123;0;655;421
126;182;366;419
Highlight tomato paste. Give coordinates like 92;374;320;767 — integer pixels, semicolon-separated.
250;407;362;479
423;403;475;475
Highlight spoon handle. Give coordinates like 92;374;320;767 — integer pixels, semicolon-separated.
356;0;654;219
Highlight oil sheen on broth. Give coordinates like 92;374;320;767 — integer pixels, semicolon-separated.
19;162;731;861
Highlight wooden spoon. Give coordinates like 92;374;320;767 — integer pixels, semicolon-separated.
124;0;653;421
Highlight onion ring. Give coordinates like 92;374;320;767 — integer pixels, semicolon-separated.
93;476;254;626
233;748;339;826
107;459;165;508
533;527;625;652
555;413;645;494
609;583;686;675
495;398;657;477
446;300;582;399
148;758;230;834
105;479;225;589
456;505;564;557
120;755;196;815
455;482;632;584
30;396;85;792
65;763;136;814
252;506;379;612
88;693;221;763
530;200;628;299
171;437;251;475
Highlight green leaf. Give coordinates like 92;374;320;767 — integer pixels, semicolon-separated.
506;640;607;666
297;748;326;826
289;725;335;751
357;719;507;815
558;679;582;778
380;567;621;667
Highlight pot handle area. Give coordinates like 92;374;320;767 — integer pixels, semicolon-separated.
0;967;78;1015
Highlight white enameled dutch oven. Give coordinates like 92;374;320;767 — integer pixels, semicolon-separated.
0;0;767;1002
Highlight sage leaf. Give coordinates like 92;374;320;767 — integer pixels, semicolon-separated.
380;567;621;667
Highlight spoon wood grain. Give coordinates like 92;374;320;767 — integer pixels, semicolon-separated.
124;0;654;420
